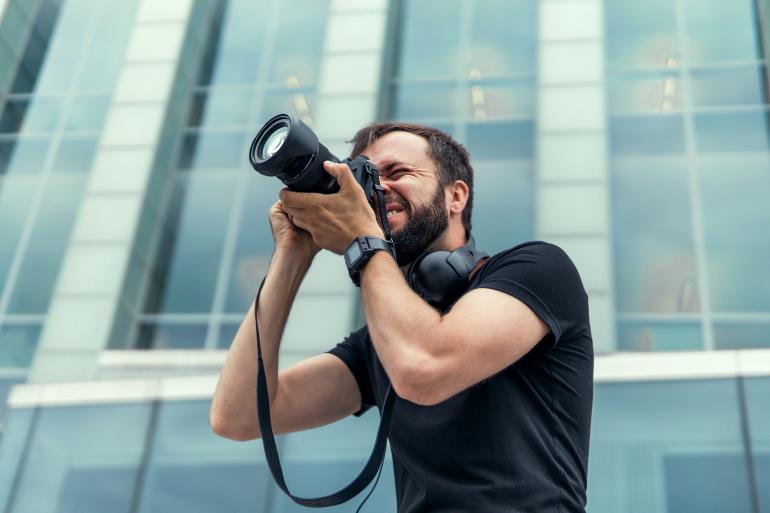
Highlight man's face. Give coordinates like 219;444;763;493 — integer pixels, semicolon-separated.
360;132;449;266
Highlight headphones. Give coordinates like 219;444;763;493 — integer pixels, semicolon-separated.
406;235;488;310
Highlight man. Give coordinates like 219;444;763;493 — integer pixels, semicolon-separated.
210;123;594;512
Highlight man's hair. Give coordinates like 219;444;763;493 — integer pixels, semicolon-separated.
349;123;474;236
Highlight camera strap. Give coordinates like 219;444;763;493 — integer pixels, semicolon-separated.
254;276;396;507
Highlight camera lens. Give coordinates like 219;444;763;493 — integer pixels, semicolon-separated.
249;113;339;193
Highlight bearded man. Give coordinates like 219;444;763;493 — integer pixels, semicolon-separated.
210;122;594;513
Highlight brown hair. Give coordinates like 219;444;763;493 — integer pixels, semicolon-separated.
349;123;474;236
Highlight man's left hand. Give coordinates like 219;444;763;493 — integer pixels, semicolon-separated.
280;161;385;254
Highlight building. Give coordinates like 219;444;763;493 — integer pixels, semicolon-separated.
0;0;768;511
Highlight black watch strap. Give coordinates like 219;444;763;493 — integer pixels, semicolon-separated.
345;236;395;286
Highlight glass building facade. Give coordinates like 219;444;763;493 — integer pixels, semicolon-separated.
0;0;769;511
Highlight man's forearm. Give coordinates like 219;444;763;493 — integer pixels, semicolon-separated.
210;246;314;437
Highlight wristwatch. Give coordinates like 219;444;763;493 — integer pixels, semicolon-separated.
344;236;396;286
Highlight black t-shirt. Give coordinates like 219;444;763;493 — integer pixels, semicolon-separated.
328;241;594;513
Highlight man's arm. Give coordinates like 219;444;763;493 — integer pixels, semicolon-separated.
210;204;362;441
359;251;549;406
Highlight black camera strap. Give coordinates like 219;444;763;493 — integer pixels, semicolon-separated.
254;275;396;507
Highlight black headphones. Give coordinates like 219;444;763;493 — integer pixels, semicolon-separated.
406;235;488;310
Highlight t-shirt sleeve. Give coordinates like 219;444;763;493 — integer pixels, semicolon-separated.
475;242;589;347
327;327;376;417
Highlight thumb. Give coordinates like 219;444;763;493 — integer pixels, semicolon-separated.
323;161;357;190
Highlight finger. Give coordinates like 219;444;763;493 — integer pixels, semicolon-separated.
280;189;319;210
323;161;357;189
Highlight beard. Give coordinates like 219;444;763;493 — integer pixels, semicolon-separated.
390;184;449;266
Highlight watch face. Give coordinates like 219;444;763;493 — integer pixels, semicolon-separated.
345;242;362;267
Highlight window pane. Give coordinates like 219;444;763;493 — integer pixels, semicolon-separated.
470;0;536;74
136;400;269;513
397;0;461;78
694;111;770;154
588;379;752;513
207;0;269;86
136;322;208;350
744;378;770;513
62;96;110;132
21;97;63;132
178;131;246;170
216;322;240;349
191;90;253;128
0;408;34;504
608;72;681;113
391;82;457;120
267;0;328;86
605;0;677;70
0;376;25;422
0;137;52;175
9;403;151;513
466;120;534;161
612;161;699;313
466;79;535;120
713;323;770;350
51;136;98;173
0;176;38;294
34;0;92;93
0;325;41;367
8;174;86;314
691;65;766;108
700;161;770;312
617;320;702;351
610;115;685;156
0;100;28;134
683;0;760;64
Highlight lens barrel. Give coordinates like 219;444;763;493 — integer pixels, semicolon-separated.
249;113;339;193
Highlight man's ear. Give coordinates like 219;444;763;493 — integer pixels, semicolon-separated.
447;180;469;216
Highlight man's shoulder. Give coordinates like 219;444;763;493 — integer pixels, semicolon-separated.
484;240;575;271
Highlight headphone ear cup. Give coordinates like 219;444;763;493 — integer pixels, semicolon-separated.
408;251;467;309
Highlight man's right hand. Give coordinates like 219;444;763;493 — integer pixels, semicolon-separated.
269;198;320;257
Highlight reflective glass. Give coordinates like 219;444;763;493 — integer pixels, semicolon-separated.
471;161;533;255
261;90;317;125
605;0;677;70
617;321;702;351
466;120;534;161
694;111;770;154
466;79;534;120
8;0;60;94
146;172;236;313
608;72;681;113
470;0;536;74
699;161;770;312
51;136;98;173
588;379;752;513
0;176;38;294
397;0;461;78
391;82;457;120
178;130;246;170
9;403;151;513
612;160;699;313
0;136;52;175
744;377;770;512
0;325;41;367
137;400;269;513
217;322;240;348
34;0;92;93
207;0;268;86
268;0;328;86
0;100;28;133
8;175;86;314
63;96;110;132
0;376;24;422
191;89;253;128
136;322;208;350
610;114;685;156
691;65;766;108
224;177;282;313
713;323;770;350
20;96;63;132
683;0;760;64
0;408;34;507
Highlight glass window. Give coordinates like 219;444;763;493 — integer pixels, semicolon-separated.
137;400;269;513
609;115;685;156
397;0;461;79
608;71;681;114
0;136;52;175
216;322;240;349
713;323;770;350
466;120;534;161
391;82;458;120
694;111;770;154
683;0;760;64
21;96;63;133
612;161;699;314
267;0;328;86
588;379;753;513
0;376;25;422
62;96;110;132
744;377;770;513
0;176;38;295
178;131;247;170
7;175;86;314
190;90;253;128
8;403;151;513
135;322;208;350
605;0;677;70
34;0;92;94
469;0;536;74
690;65;766;108
0;408;34;507
51;136;98;173
0;100;28;134
617;320;702;351
699;161;770;312
0;325;41;367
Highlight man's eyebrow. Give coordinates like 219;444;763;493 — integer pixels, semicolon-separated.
379;161;411;175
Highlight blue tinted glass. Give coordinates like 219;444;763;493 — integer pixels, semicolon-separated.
694;111;770;153
8;175;86;314
608;72;681;113
398;0;461;78
149;172;236;313
63;96;110;132
605;0;677;70
0;136;51;175
700;161;770;312
0;408;34;505
268;0;329;85
588;379;752;513
0;376;24;421
51;136;98;172
472;161;533;255
714;323;770;350
612;161;699;313
470;0;536;74
193;90;253;128
466;120;534;161
610;115;685;156
261;90;317;124
178;131;246;170
466;79;535;120
136;322;208;349
10;403;151;513
0;176;38;294
617;321;702;351
0;100;28;133
216;322;240;348
208;0;268;86
0;325;41;367
137;400;269;513
683;0;760;63
691;65;766;108
34;0;92;93
21;97;63;132
392;82;457;120
744;378;770;512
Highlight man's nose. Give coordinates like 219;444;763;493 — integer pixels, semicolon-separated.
379;176;392;193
